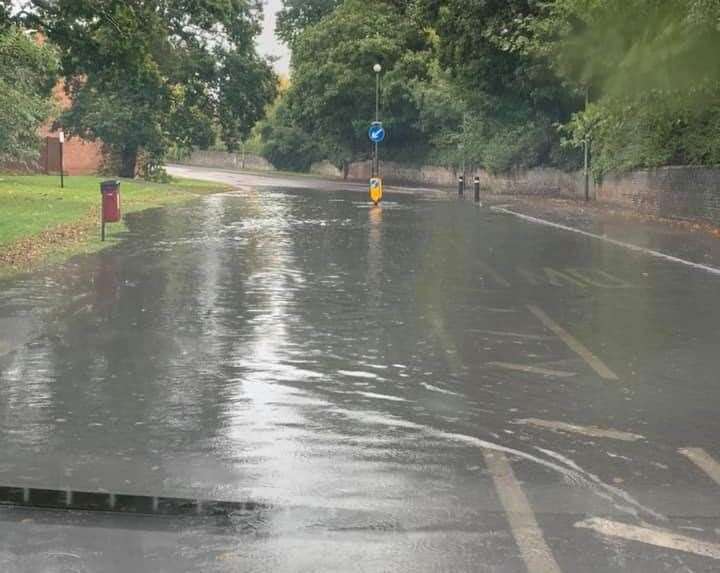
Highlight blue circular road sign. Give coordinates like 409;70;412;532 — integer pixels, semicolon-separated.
369;122;385;143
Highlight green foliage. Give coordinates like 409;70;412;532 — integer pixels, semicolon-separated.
415;0;580;172
30;0;277;177
0;1;10;29
276;0;341;48
0;26;58;165
262;0;434;171
542;0;720;176
267;0;719;177
562;87;720;177
256;99;323;171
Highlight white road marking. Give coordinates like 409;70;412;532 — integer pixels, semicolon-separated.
337;370;380;379
488;362;577;378
420;382;462;396
469;330;553;341
576;518;720;560
516;418;645;442
483;450;562;573
679;448;720;486
333;407;664;520
492;206;720;277
355;391;408;402
477;261;511;287
527;305;619;381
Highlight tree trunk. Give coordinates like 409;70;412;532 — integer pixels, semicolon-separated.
342;161;349;180
119;146;138;178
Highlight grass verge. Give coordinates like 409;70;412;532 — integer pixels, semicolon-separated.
0;174;230;278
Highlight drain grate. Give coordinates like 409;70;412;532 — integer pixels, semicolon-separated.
0;485;266;516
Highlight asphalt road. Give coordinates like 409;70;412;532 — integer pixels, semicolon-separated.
1;167;720;572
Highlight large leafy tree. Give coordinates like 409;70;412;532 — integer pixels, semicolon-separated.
0;25;58;165
275;0;340;48
29;0;277;177
415;0;581;171
276;0;434;171
539;0;720;175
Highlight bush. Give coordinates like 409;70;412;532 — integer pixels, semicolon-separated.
260;124;322;172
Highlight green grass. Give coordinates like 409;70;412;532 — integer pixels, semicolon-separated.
0;174;230;276
0;174;226;246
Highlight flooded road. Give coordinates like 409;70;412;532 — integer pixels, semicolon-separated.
2;179;720;572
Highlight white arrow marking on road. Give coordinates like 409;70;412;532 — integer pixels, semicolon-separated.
488;362;577;378
527;305;619;381
484;450;562;573
679;448;720;486
516;418;645;441
576;518;720;560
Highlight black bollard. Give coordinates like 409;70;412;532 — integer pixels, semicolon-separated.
474;176;480;202
458;175;464;196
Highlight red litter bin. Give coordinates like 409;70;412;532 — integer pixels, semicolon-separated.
100;180;121;240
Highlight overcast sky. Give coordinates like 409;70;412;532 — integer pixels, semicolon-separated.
257;0;291;76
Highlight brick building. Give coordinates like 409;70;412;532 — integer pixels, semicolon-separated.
39;82;105;175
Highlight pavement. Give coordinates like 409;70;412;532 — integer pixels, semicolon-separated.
1;165;720;572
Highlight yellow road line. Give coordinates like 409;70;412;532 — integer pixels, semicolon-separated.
576;518;720;560
679;448;720;486
483;450;562;573
526;305;619;381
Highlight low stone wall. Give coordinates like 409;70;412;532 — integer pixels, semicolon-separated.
596;166;720;224
338;161;720;225
180;151;720;226
330;160;585;197
175;149;274;172
477;168;585;198
344;161;460;187
309;160;344;178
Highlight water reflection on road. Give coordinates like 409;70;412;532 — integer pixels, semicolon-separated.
2;186;720;571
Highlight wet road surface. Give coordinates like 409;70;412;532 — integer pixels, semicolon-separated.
1;174;720;571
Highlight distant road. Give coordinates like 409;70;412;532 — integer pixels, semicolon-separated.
166;163;448;196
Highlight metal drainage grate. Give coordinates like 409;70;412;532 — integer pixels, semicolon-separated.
0;485;266;516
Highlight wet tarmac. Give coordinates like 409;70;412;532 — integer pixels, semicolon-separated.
1;175;720;571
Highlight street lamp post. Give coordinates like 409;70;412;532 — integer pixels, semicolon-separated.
373;63;382;178
583;86;590;202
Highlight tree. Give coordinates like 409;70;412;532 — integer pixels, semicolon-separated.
538;0;720;175
0;26;58;165
0;1;10;28
30;0;277;177
274;0;434;171
275;0;340;48
257;99;323;172
415;0;581;172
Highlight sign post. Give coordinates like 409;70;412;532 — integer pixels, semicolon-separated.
370;63;384;204
58;129;65;189
368;121;385;205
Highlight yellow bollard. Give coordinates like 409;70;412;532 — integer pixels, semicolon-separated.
369;177;383;205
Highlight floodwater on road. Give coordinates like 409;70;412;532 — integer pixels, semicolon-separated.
1;184;720;572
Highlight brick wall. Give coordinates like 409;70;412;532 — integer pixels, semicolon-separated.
37;83;105;175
